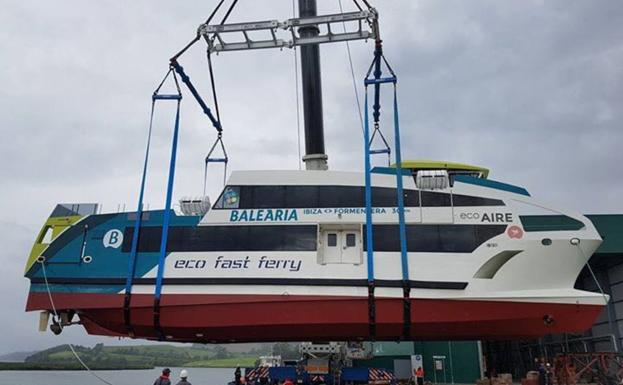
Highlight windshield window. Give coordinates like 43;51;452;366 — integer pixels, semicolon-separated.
214;186;240;209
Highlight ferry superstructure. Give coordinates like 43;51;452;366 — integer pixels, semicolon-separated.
24;161;605;342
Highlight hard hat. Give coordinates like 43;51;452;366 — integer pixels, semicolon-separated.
163;368;171;375
181;369;189;378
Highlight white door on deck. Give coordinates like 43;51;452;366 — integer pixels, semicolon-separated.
324;232;342;263
321;230;361;264
341;232;361;264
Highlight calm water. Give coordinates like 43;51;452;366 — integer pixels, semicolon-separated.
0;366;234;385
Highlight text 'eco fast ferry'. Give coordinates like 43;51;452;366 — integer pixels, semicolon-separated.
24;161;605;342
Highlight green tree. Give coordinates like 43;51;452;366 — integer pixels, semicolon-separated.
92;343;104;355
214;346;230;359
271;343;299;360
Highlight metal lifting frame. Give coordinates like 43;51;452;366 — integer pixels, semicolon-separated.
363;42;410;340
198;10;377;53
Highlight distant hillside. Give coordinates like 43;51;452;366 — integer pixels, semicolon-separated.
0;350;37;363
18;343;265;370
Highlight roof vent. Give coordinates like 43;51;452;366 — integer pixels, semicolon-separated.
415;170;449;190
179;196;211;216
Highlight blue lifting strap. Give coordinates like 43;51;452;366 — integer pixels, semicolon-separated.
153;92;182;340
123;67;182;334
363;88;375;286
363;86;376;340
363;45;409;339
392;84;408;284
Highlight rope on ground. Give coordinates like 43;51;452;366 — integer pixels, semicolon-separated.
338;0;365;135
40;261;115;385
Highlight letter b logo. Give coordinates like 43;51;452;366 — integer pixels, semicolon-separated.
103;229;124;248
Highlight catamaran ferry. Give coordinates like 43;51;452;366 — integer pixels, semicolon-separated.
24;161;605;342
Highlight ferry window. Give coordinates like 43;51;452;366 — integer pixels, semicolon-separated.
319;186;363;207
122;225;317;252
420;191;451;207
452;194;504;207
215;185;422;209
286;186;319;207
327;233;337;247
214;186;241;209
437;225;475;252
279;225;318;251
403;190;420;206
365;224;505;253
251;186;286;208
371;187;395;207
369;187;420;207
411;225;441;252
475;225;507;244
346;233;356;247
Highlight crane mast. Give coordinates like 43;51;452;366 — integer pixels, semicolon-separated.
198;3;378;170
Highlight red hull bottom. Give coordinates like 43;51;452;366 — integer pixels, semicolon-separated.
26;293;603;342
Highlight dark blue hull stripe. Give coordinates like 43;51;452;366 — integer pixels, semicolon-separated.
30;277;467;290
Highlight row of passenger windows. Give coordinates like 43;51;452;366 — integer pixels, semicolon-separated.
122;225;318;253
121;224;506;254
213;185;504;209
367;224;506;253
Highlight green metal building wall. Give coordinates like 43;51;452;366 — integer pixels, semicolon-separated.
354;342;481;384
414;341;481;384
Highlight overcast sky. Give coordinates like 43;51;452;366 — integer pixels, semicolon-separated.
0;0;622;355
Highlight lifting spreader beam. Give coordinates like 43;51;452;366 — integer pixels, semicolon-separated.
198;10;377;53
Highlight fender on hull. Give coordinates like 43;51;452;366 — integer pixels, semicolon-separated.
26;292;603;342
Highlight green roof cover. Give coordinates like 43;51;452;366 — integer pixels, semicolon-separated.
394;160;490;179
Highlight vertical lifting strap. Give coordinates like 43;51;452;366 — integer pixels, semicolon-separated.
123;68;179;335
122;99;155;336
152;69;183;341
364;43;410;340
363;87;376;340
392;83;411;339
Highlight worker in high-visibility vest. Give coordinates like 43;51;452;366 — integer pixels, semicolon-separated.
415;367;424;385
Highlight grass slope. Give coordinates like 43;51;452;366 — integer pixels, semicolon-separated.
13;344;261;371
184;357;257;368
